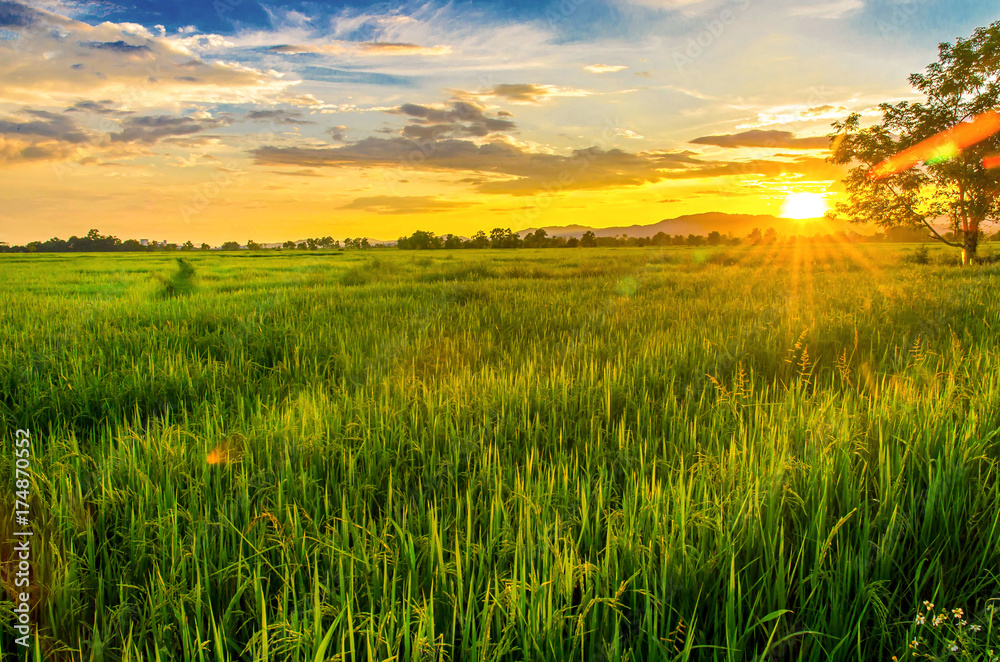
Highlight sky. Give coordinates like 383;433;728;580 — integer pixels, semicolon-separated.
0;0;996;244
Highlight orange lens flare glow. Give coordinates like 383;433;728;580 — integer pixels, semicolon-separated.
984;155;1000;169
869;111;1000;179
206;438;242;465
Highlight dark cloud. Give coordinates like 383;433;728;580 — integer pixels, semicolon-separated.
252;131;847;195
110;114;224;144
661;156;845;180
327;125;347;142
340;195;471;214
0;109;90;143
690;130;830;150
0;1;40;28
391;100;515;140
65;99;131;115
80;40;152;54
245;109;314;125
252;137;690;196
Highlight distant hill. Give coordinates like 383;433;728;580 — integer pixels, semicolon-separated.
518;212;868;239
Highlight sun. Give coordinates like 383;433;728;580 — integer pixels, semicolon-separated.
780;192;828;219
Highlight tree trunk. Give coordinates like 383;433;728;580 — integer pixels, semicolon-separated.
962;231;979;266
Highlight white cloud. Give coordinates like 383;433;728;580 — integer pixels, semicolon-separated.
788;0;864;19
584;64;628;73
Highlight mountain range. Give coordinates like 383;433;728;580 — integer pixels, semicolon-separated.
517;212;868;239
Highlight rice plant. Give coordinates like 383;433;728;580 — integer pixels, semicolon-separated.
0;244;998;661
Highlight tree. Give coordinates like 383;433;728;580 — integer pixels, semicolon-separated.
201;243;211;250
182;241;195;251
830;21;1000;265
747;228;763;245
580;230;597;247
489;227;507;248
246;239;261;251
283;240;297;249
707;230;723;246
470;231;489;249
221;241;240;251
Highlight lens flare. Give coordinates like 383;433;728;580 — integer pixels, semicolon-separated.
984;155;1000;169
869;111;1000;179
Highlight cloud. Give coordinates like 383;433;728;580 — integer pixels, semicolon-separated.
690;130;830;149
110;114;226;144
0;109;91;143
245;109;314;125
0;5;296;106
788;0;864;19
660;155;845;180
0;1;43;27
80;40;152;54
339;195;472;214
391;100;516;139
735;103;854;129
0;107;94;164
584;64;628;73
269;41;451;56
457;83;592;105
251;136;704;196
65;99;131;115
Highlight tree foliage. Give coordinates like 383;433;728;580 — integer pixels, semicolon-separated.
830;21;1000;264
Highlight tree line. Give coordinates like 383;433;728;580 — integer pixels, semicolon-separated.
2;225;996;254
395;226;1000;250
0;230;377;253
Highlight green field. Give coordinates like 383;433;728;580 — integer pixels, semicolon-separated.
2;244;999;661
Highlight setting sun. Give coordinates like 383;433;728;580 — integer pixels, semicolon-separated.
780;192;829;220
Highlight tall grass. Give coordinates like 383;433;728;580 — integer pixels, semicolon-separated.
0;245;999;661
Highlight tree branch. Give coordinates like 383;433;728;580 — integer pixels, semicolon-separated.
885;182;964;247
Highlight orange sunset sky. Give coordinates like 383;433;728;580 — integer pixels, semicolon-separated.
0;0;995;244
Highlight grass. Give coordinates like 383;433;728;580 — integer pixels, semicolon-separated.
0;243;999;661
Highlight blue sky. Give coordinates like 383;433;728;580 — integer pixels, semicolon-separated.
0;0;996;243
